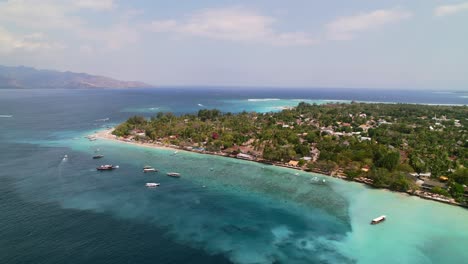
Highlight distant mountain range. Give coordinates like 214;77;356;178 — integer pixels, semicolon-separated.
0;65;151;89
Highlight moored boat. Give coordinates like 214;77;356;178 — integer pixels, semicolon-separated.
93;154;104;159
310;176;326;184
167;172;181;177
86;135;97;141
146;183;160;188
97;165;118;171
371;215;386;225
143;165;158;172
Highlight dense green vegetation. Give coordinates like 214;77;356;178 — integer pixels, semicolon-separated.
114;102;467;202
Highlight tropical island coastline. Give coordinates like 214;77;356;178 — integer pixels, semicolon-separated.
91;127;466;208
98;102;468;208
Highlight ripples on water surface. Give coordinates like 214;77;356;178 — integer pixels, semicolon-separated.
0;88;467;264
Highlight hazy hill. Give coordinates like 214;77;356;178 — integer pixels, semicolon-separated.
0;65;151;89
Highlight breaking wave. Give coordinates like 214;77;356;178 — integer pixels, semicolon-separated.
247;99;281;102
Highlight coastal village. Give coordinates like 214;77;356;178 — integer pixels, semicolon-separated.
109;102;468;207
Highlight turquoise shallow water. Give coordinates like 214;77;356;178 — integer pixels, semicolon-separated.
332;182;468;263
0;88;467;264
21;136;468;263
42;138;353;263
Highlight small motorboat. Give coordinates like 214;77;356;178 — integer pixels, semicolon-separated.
371;215;386;225
93;154;104;159
146;183;160;188
310;176;326;184
143;168;157;172
167;172;181;177
86;135;97;141
97;165;118;171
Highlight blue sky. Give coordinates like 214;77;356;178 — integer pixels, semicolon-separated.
1;0;467;89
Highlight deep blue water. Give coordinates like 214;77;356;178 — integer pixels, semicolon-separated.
0;88;467;264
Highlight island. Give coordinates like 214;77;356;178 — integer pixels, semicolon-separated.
108;102;468;207
0;65;150;89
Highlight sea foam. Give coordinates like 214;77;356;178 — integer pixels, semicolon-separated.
247;98;281;102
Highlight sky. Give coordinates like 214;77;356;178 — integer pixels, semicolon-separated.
1;0;467;90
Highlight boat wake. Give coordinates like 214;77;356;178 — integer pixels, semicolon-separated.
0;115;13;118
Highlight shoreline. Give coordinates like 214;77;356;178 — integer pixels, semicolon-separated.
91;128;466;209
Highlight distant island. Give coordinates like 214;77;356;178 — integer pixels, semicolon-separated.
0;65;151;89
108;102;468;207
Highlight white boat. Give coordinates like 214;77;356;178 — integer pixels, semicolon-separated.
97;165;119;171
146;183;160;188
167;172;181;177
310;176;326;184
143;168;157;172
371;215;386;225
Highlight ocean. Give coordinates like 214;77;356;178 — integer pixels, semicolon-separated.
0;87;467;264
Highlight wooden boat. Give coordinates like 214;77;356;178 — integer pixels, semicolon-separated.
371;215;386;225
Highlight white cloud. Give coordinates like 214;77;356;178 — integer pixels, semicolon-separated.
79;45;94;54
0;0;114;30
0;1;81;30
148;7;316;46
74;0;115;10
326;8;412;40
434;2;468;17
150;20;179;32
0;27;63;54
0;0;137;51
78;23;140;50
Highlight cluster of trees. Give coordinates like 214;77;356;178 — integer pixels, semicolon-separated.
114;102;467;200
